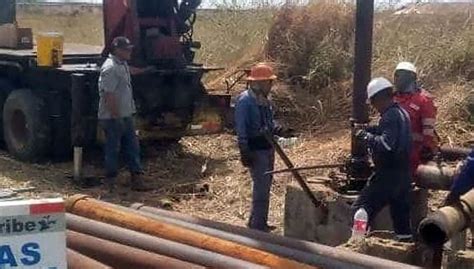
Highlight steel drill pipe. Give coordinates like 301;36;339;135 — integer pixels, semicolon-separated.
416;165;456;190
67;249;112;269
419;189;474;246
128;202;333;267
131;203;420;269
67;230;203;269
65;195;316;269
351;0;374;161
439;145;471;161
66;214;265;269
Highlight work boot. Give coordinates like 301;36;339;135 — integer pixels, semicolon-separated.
130;174;152;192
100;178;117;201
106;177;117;194
264;224;277;232
395;234;413;243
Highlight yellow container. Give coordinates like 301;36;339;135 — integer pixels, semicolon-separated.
36;32;64;67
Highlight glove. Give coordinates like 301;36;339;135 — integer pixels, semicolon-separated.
355;129;369;141
420;146;435;163
240;148;255;168
443;192;461;207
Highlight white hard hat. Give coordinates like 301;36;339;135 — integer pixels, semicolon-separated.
367;77;394;99
395;62;417;74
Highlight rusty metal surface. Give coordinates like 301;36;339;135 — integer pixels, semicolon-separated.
439;146;472;161
65;195;315;269
132;203;420;269
416;165;456;190
420;190;474;246
67;230;203;269
66;214;265;269
67;249;111;269
128;203;333;267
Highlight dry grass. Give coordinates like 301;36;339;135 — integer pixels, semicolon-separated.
7;4;473;232
17;12;103;45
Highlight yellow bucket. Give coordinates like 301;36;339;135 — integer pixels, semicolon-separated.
36;32;64;67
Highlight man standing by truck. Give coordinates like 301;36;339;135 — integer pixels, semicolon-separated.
394;62;438;179
98;36;150;194
235;63;279;232
353;77;413;242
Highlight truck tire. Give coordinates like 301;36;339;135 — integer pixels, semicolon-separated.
3;89;51;162
0;79;13;140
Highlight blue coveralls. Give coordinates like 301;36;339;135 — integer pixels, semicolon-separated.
235;89;276;230
449;149;474;197
353;103;413;236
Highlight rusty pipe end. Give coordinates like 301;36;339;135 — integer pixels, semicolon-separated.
419;213;449;247
66;194;91;212
130;203;145;210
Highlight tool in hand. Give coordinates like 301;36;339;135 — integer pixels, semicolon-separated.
266;163;345;176
263;131;326;209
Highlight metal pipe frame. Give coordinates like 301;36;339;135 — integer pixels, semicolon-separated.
66;213;265;269
131;203;420;269
65;195;314;269
67;230;204;269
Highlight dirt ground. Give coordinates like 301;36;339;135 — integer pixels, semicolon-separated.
0;124;350;233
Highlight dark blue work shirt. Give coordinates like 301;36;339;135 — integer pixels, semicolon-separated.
450;149;474;197
235;89;275;151
367;103;412;177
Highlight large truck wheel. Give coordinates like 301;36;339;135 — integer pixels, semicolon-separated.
0;79;13;140
3;90;51;162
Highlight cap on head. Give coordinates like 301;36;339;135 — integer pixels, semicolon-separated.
395;62;417;74
111;36;134;51
367;77;394;99
247;63;277;81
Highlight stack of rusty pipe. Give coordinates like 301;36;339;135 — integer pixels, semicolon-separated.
64;194;419;269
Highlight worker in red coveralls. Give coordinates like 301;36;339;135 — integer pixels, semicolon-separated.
394;62;438;181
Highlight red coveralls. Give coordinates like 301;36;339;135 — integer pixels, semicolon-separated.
395;89;437;180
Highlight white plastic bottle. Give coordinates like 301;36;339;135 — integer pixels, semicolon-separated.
351;208;368;241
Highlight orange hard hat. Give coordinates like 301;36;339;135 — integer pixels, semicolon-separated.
247;63;277;81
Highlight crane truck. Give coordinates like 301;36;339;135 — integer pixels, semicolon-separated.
0;0;230;162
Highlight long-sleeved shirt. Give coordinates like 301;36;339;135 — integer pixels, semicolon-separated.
450;149;474;197
235;89;275;151
395;88;437;151
367;103;412;176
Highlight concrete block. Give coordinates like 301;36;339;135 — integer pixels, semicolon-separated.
284;181;429;246
447;250;474;269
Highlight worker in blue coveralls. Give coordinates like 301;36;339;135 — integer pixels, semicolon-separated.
445;149;474;205
235;62;288;232
353;77;413;242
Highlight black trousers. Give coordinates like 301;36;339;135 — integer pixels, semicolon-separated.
352;174;412;236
